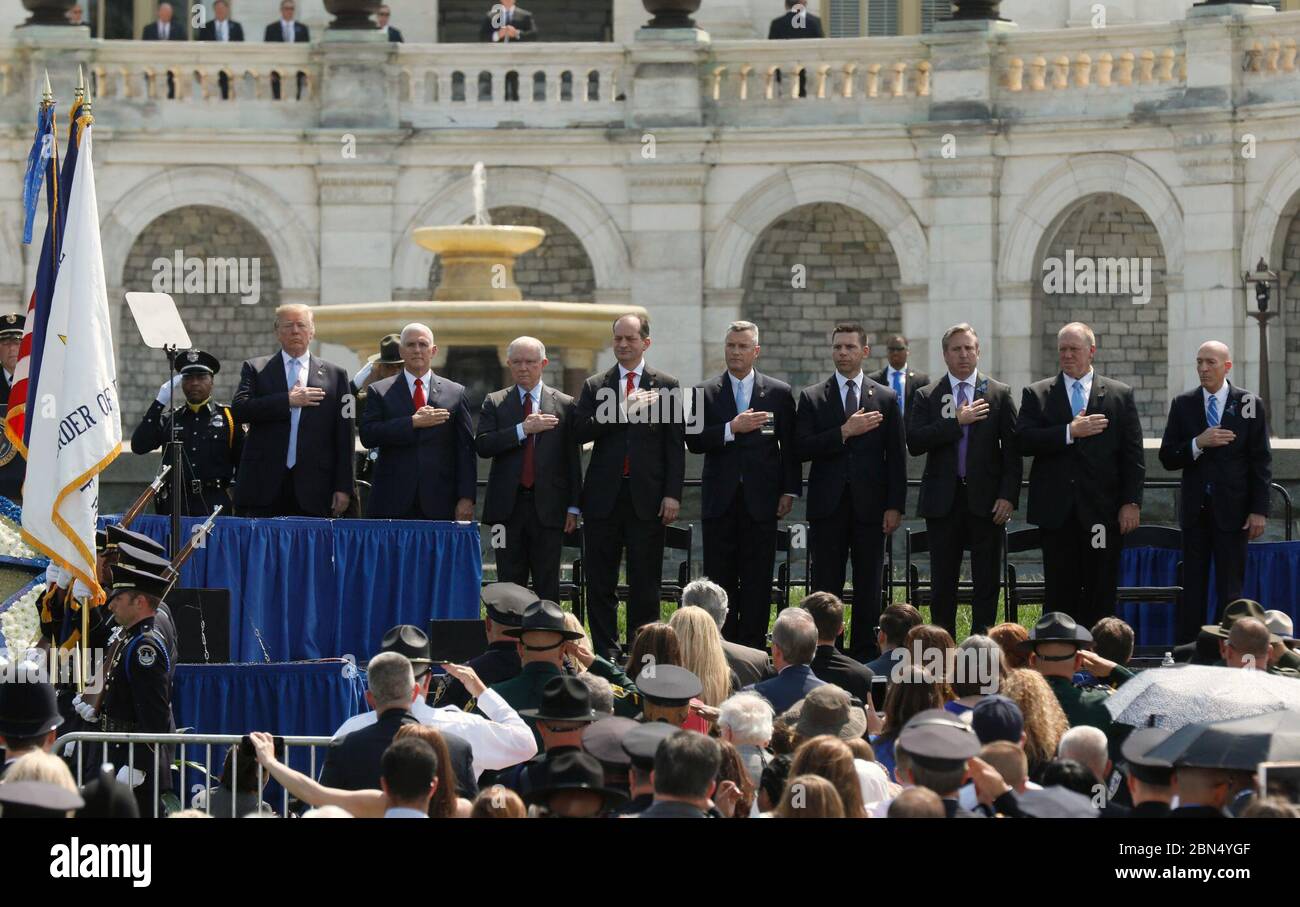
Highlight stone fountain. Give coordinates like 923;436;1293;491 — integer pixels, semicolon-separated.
311;164;645;399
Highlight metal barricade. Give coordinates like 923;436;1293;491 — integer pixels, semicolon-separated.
59;732;333;818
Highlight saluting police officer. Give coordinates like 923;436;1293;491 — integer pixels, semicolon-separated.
433;582;534;710
0;312;27;502
130;349;243;517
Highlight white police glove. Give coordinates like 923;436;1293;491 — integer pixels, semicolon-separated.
352;362;373;389
61;740;77;758
71;579;92;600
72;693;97;723
115;765;146;788
156;374;184;405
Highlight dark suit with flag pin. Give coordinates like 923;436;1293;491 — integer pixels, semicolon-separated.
0;312;27;502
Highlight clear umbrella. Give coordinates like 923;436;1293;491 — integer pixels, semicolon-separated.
1104;664;1300;731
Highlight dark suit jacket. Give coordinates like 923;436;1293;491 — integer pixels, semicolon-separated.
480;7;537;41
1129;801;1172;818
723;640;775;688
868;366;929;415
385;26;404;42
574;365;686;522
359;372;477;520
232;352;355;516
907;374;1022;518
0;371;25;500
319;708;478;799
142;21;187;40
1016;373;1145;529
477;384;582;527
768;10;824;39
746;664;826;714
810;645;874;706
199;19;245;41
1169;805;1229;818
685;371;801;521
1158;383;1271;530
795;375;907;521
264;20;310;42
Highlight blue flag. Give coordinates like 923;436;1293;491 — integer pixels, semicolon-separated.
21;105;55;245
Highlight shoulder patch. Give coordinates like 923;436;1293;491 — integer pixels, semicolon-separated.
135;644;157;667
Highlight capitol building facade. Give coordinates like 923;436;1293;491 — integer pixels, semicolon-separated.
2;0;1300;439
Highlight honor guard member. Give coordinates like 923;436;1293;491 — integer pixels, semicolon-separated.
77;564;178;816
112;543;180;667
131;349;243;517
494;675;600;796
614;720;676;815
634;664;703;729
581;715;637;798
433;582;535;710
0;312;27;502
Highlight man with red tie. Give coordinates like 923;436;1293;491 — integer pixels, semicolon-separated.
477;337;582;603
359;323;476;521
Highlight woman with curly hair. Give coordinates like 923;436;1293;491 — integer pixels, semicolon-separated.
999;667;1070;781
872;664;947;782
789;735;866;818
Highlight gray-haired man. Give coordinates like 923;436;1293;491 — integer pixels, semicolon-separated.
682;579;773;686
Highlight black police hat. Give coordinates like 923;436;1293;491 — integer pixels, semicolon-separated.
620;720;677;770
1015;611;1093;654
104;525;166;559
635;664;702;707
369;334;403;366
0;312;24;340
115;542;172;574
0;671;63;738
175;349;220;377
376;624;432;669
1120;727;1174;786
897;708;981;765
481;582;538;628
518;675;600;723
76;765;140;819
106;563;170;601
581;716;639;767
0;780;84;817
502;600;584;641
522;750;626;811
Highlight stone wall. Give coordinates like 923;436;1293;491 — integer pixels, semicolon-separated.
117;206;282;430
740;202;903;394
1281;211;1300;437
1034;193;1169;435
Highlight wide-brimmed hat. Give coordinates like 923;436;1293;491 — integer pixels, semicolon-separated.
1015;612;1093;654
367;334;403;366
1265;610;1295;642
518;675;600;724
502;600;584;641
522;750;626;811
1203;599;1280;642
0;672;63;738
367;625;433;674
784;685;867;740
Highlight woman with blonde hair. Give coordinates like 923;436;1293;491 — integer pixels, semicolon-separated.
668;606;736;706
999;667;1070;781
773;774;845;818
789;735;867;818
1;751;80;818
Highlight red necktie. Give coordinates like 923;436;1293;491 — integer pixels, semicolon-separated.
521;392;536;489
412;377;426;410
623;372;636;476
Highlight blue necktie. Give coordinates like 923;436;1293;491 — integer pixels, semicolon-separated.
735;378;748;415
1207;395;1220;428
1070;380;1086;416
287;357;302;469
892;370;904;413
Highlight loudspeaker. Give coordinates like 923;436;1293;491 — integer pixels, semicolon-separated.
166;588;231;664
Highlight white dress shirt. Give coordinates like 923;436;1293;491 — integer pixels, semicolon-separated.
157;20;170;39
1063;369;1095;445
946;369;978;406
1190;382;1231;460
383;806;428;818
281;18;296;41
492;5;514;41
835;370;866;412
216;19;229;41
330;688;537;779
722;369;756;444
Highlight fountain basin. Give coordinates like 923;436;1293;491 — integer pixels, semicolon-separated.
414;225;546;302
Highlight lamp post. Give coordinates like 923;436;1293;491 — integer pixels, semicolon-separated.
1242;258;1285;435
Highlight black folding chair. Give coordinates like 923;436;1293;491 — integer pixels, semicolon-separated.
906;526;1004;617
560;525;586;623
1117;525;1184;657
772;525;794;611
1003;527;1044;626
615;523;694;618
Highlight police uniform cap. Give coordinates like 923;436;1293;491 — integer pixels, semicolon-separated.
634;664;702;707
115;542;172;574
501;600;583;640
1120;727;1175;786
0;312;24;340
481;582;538;627
104;525;166;559
581;716;639;766
0;781;84;816
175;349;220;377
620;720;678;769
0;669;63;738
897;708;981;765
107;563;170;600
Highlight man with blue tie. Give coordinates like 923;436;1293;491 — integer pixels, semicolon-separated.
1017;322;1145;628
1159;342;1271;644
686;322;801;649
869;335;929;425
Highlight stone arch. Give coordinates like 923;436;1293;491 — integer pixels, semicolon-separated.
740;202;903;394
392;168;629;297
116;206;283;427
706;164;928;292
1031;193;1170;435
1001;153;1184;286
1242;153;1300;274
100;167;318;295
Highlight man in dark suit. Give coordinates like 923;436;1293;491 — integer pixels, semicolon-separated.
686;321;801;650
320;652;477;799
142;2;186;40
480;0;537;42
199;0;244;98
681;579;774;687
377;4;403;41
768;1;824;39
232;304;354;518
1016;322;1145;628
796;323;907;661
574;313;686;660
477;337;581;602
907;324;1021;638
359;323;475;521
869;334;929;424
1159;341;1271;644
744;607;826;713
800;592;874;706
0;313;27;502
265;0;309;100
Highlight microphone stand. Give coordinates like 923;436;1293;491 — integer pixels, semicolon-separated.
164;345;184;564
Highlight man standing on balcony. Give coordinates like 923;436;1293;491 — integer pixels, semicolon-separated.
200;0;245;100
481;0;537;102
768;2;822;98
142;2;186;40
265;0;309;100
377;5;404;42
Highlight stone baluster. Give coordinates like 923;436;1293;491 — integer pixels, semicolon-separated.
1029;56;1046;91
1158;48;1175;82
1007;57;1023;92
1138;49;1154;84
917;60;931;97
840;63;856;99
738;63;752;101
1284;38;1298;73
1266;40;1280;74
1052;55;1069;89
1097;52;1113;87
1117;51;1134;86
711;64;726;100
1074;53;1091;88
815;64;830;99
866;62;881;98
763;64;778;100
1245;41;1263;74
891;61;907;97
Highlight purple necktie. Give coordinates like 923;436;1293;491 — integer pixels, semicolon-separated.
956;381;969;479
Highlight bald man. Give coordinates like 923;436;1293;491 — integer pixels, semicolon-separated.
1159;342;1271;644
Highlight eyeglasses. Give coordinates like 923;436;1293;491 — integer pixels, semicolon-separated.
887;347;907;353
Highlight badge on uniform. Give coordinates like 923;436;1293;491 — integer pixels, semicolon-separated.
136;644;157;667
210;415;225;428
